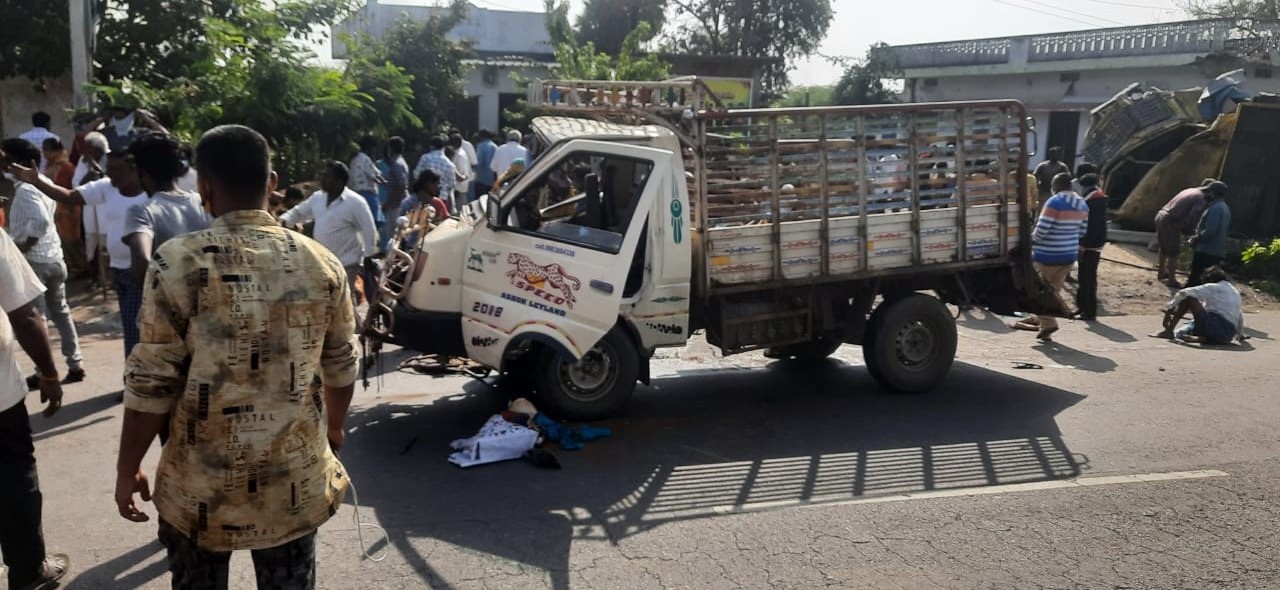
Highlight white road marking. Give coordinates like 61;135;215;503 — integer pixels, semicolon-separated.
710;469;1229;515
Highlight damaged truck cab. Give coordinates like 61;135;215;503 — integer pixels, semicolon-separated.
368;78;1058;420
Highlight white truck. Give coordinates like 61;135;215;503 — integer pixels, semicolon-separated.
367;78;1058;419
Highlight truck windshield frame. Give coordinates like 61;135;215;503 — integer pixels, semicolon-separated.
497;150;657;255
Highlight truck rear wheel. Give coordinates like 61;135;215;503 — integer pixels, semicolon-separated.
535;327;638;420
862;294;957;393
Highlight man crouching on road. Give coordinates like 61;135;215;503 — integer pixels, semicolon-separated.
1152;266;1245;345
115;125;360;590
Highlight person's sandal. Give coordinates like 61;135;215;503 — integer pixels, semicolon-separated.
17;553;69;590
1036;325;1059;341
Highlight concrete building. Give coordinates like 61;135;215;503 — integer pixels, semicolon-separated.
883;18;1280;168
334;1;556;133
0;76;76;146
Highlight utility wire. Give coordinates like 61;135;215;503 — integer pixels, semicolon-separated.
989;0;1124;28
1003;0;1130;26
1075;0;1173;9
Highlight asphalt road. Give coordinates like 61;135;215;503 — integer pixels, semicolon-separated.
7;310;1279;589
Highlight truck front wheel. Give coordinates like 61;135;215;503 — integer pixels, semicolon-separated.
863;294;957;393
535;327;639;420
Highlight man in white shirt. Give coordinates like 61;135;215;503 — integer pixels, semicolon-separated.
19;112;59;171
13;151;149;361
279;161;379;316
1153;266;1245;345
2;138;85;385
0;229;70;590
74;132;111;266
449;133;472;206
490;129;529;181
348;136;385;228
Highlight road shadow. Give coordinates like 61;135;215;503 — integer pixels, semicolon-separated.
1084;320;1139;343
29;389;121;440
339;361;1086;588
65;539;168;589
1244;326;1271;341
1032;341;1119;373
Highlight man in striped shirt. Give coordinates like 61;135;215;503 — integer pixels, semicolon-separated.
1022;172;1089;340
2;138;86;384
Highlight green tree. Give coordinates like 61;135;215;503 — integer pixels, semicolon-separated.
376;0;473;132
0;0;71;81
546;0;670;81
832;44;901;106
89;0;418;185
1179;0;1280;18
665;0;832;99
773;85;834;108
93;0;357;86
575;0;667;56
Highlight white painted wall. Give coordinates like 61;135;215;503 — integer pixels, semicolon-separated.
0;75;75;145
466;64;551;132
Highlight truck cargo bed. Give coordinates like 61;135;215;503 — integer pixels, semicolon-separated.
692;101;1031;293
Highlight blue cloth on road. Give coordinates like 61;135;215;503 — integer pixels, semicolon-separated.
533;413;612;451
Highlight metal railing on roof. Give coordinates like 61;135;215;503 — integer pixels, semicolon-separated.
885;18;1280;69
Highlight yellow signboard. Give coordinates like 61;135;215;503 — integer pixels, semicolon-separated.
701;77;755;109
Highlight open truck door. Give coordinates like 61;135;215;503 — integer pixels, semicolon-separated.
461;139;670;417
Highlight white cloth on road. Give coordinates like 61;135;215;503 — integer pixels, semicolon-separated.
448;414;539;468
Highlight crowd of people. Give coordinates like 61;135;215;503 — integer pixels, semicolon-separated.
1021;147;1244;346
0;106;532;589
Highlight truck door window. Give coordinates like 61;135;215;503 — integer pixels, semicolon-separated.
505;152;654;254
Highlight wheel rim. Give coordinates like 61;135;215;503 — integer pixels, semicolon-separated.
895;320;938;368
557;342;618;402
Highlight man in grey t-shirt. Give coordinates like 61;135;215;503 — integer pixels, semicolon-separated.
122;133;212;284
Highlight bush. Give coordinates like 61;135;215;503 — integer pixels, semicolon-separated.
1237;237;1280;297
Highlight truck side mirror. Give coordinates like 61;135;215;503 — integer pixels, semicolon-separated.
486;192;502;229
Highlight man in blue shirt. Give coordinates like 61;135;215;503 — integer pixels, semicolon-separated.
1187;181;1230;287
472;129;497;202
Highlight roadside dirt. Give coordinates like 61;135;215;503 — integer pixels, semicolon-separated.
1070;242;1280;316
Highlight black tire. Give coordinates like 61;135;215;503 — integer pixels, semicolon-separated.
862;293;957;393
535;327;639;420
765;336;843;363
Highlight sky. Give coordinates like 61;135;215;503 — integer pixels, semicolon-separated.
348;0;1192;85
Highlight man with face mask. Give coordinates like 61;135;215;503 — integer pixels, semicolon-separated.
11;150;149;363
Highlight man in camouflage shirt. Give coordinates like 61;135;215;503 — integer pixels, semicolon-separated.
115;125;359;589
